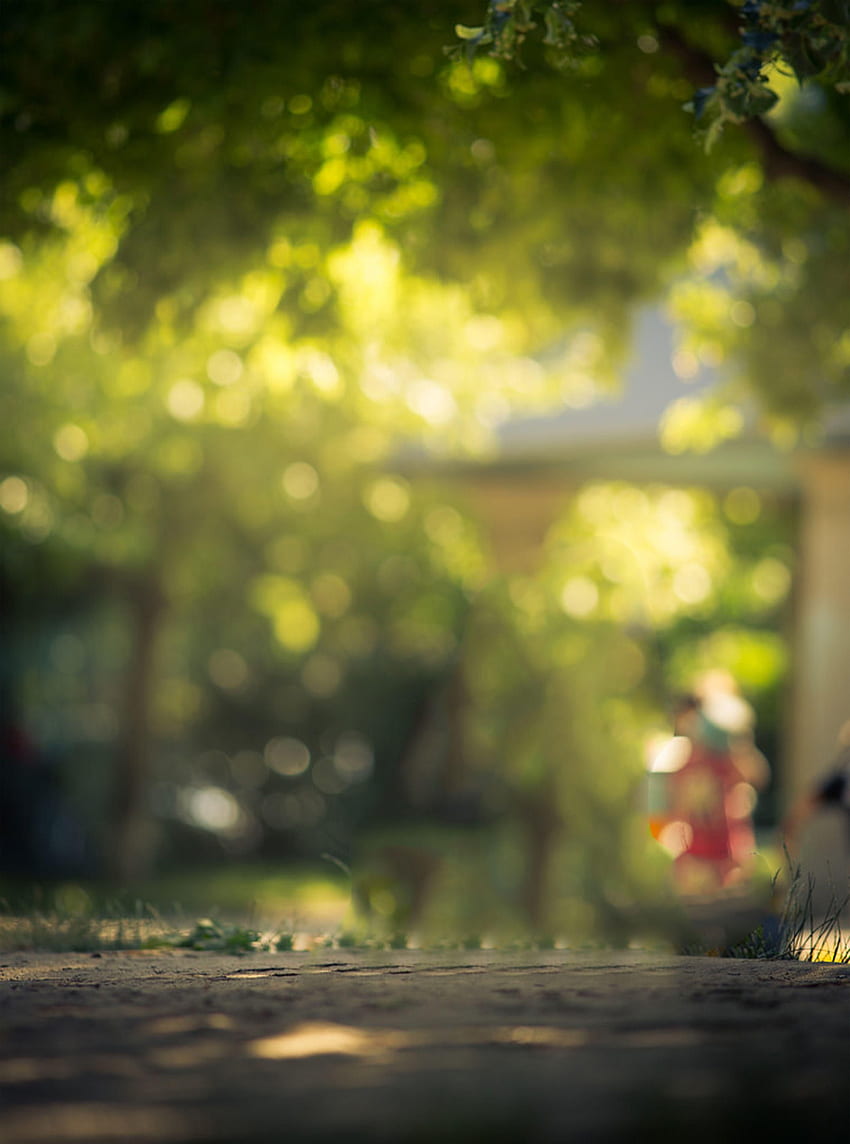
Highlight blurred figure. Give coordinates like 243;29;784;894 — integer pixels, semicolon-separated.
782;722;850;853
0;681;92;878
652;672;769;896
0;696;41;873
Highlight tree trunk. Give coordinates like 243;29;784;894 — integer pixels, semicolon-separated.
108;573;165;885
518;786;562;936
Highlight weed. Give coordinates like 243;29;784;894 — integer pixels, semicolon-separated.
774;863;849;962
176;918;261;954
0;893;173;953
723;857;849;963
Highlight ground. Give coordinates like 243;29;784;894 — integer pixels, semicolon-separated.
1;949;849;1143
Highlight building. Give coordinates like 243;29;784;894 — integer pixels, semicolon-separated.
449;310;850;885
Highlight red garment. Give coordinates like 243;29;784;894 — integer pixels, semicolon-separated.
668;742;738;864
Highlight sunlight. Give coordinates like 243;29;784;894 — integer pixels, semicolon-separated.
166;379;204;422
649;736;691;775
559;576;599;618
184;786;241;833
282;462;320;501
207;348;243;386
52;423;89;462
0;475;29;514
249;1022;405;1060
406;377;457;425
364;476;411;522
265;736;311;777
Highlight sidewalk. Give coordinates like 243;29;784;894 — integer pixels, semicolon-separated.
1;949;849;1142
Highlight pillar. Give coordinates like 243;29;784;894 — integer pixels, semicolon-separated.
788;448;850;902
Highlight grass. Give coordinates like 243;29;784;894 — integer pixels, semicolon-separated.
0;904;307;956
722;858;850;963
1;857;846;960
0;861;350;953
0;901;169;953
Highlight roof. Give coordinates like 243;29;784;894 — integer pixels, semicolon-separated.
476;309;802;493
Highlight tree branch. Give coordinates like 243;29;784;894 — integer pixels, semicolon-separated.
659;24;850;208
742;115;850;205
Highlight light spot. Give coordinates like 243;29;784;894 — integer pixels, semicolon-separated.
727;782;757;818
212;388;252;427
672;562;712;605
424;505;464;545
311;572;351;618
464;315;502;352
0;241;23;279
215;296;256;336
300;349;340;394
406;378;456;425
282;462;319;501
266;239;291;268
273;599;320;652
207;349;243;386
155;98;191;134
559;577;599;618
208;648;249;690
301;653;342;698
185;786;241;832
658;820;693;858
729;300;755;328
723;486;761;525
364;476;410;522
265;736;310;777
470;137;494;162
649;736;691;774
167;379;205;421
53;423;89;462
671;348;700;380
249;1023;401;1060
334;732;374;783
0;475;28;514
751;557;790;604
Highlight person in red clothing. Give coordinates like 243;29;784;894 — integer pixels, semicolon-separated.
656;673;769;896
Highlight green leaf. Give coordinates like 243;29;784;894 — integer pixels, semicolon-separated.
785;36;824;81
746;82;779;115
455;24;485;41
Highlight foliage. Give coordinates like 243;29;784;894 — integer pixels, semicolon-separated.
456;1;850;133
0;1;817;924
176;917;261;953
720;859;850;961
692;0;850;139
0;890;167;952
452;1;850;423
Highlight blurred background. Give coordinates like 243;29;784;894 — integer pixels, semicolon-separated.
2;1;849;946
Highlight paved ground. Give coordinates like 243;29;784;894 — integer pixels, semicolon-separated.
1;949;849;1143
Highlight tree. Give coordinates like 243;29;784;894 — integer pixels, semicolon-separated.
0;1;843;901
452;0;850;418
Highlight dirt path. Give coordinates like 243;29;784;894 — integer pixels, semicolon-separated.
1;950;849;1143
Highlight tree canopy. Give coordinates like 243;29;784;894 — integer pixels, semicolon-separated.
3;1;849;424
